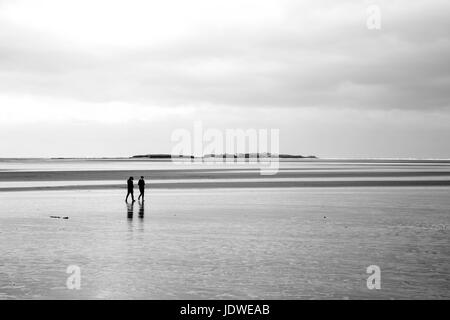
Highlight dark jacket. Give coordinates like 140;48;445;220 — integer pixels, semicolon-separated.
138;179;145;190
127;179;134;191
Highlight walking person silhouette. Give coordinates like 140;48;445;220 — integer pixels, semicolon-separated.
125;177;135;202
138;176;145;201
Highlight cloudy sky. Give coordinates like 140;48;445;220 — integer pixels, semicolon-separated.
0;0;449;158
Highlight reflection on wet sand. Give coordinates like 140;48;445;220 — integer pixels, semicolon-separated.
127;201;145;220
127;201;145;234
138;201;144;219
127;201;134;219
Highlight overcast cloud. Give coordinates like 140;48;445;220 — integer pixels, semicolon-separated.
0;0;449;157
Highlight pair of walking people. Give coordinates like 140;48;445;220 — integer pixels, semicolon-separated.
125;176;146;202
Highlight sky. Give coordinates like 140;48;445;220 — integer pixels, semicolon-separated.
0;0;449;158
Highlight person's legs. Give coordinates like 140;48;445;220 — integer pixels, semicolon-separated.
126;191;130;202
131;191;135;202
138;188;144;201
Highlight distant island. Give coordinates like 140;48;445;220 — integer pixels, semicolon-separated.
131;153;317;159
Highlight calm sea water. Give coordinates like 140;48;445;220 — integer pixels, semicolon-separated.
1;158;450;172
0;159;449;299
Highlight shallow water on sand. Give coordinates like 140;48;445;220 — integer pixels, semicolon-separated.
0;187;449;299
1;158;449;172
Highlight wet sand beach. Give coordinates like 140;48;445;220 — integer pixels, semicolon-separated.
1;158;450;192
0;159;449;299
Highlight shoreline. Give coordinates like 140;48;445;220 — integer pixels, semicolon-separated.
2;159;449;192
1;169;450;181
1;179;450;192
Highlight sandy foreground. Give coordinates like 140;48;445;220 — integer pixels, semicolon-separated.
0;160;449;299
1;187;449;299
